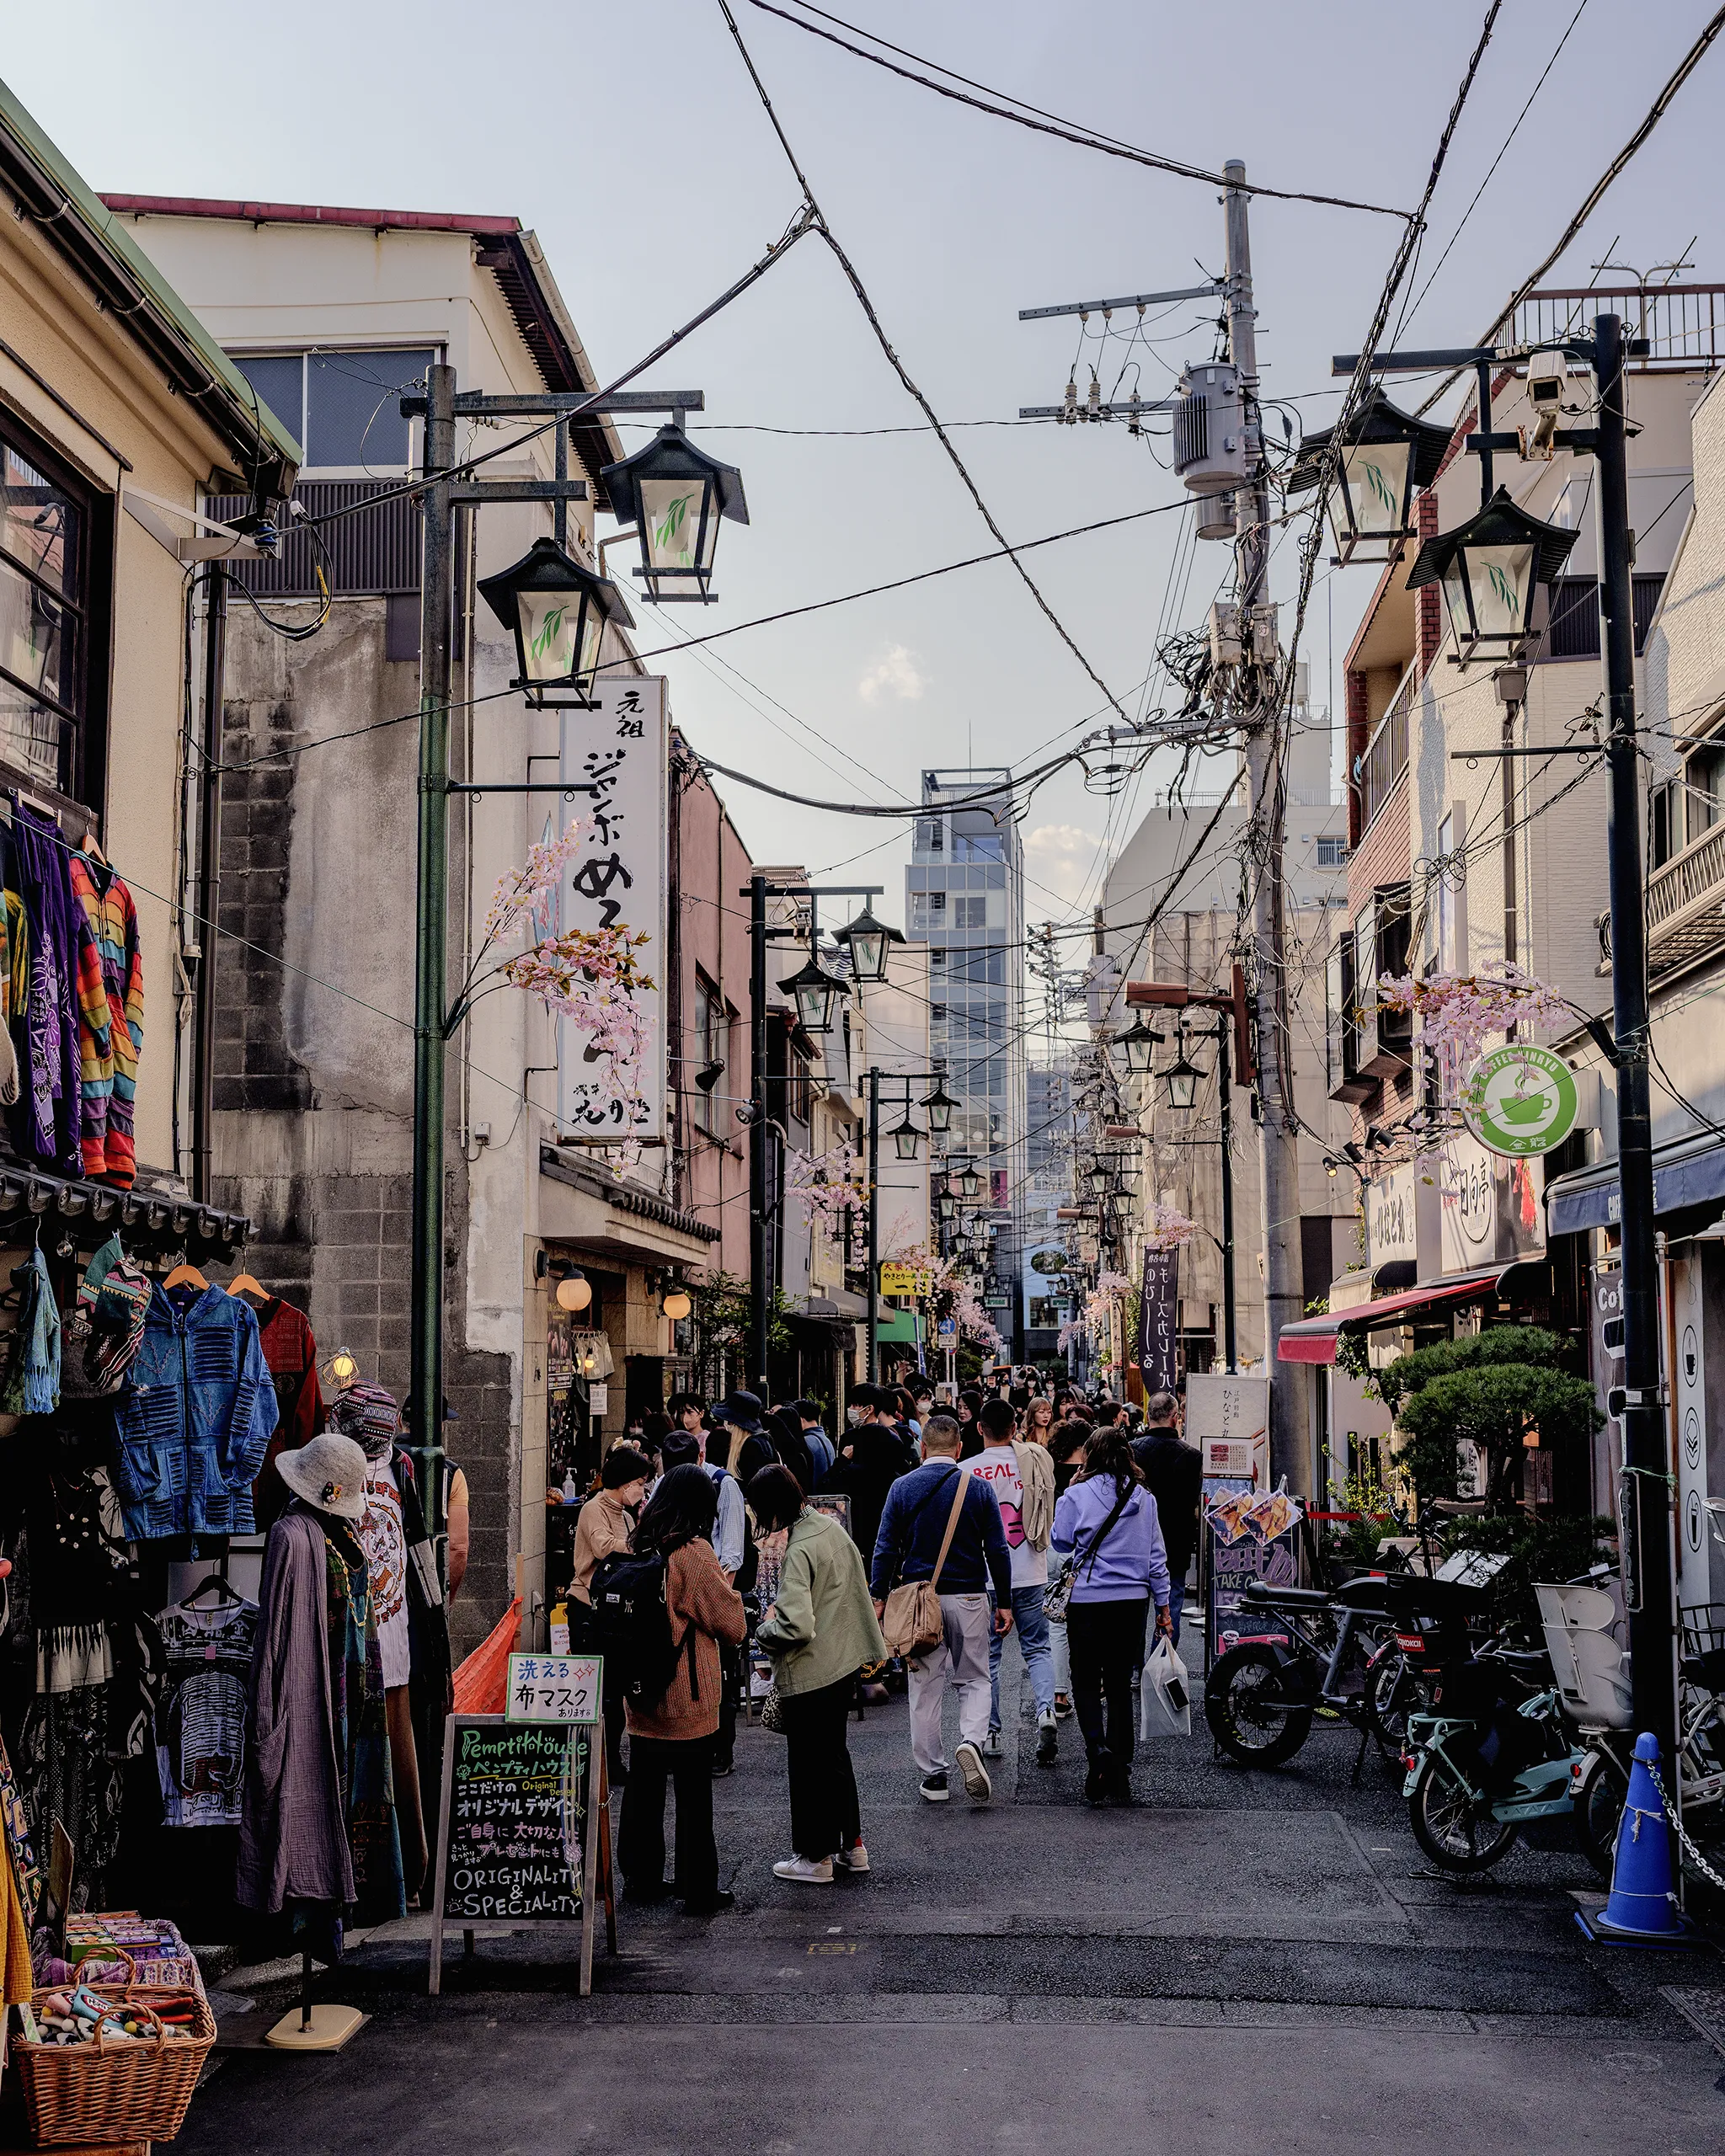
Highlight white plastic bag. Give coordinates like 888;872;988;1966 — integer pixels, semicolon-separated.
1140;1635;1193;1740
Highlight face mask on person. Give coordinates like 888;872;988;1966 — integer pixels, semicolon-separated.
846;1405;864;1427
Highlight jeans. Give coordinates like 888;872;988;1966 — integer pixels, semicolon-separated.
989;1582;1056;1726
1167;1576;1187;1651
779;1673;863;1859
907;1593;992;1776
618;1732;718;1901
1068;1596;1149;1770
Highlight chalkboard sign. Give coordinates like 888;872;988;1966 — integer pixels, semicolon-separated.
428;1714;605;1995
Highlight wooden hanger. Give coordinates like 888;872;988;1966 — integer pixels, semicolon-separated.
226;1270;268;1298
82;831;109;866
163;1257;207;1290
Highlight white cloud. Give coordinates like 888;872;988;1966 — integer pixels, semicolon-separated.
857;644;925;703
1023;822;1104;904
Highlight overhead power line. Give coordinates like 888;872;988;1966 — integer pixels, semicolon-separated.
744;0;1411;220
716;0;1134;723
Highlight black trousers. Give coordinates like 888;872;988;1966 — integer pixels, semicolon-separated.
714;1637;742;1769
778;1673;862;1860
617;1732;718;1900
1067;1597;1149;1769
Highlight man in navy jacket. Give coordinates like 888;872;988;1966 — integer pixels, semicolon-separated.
870;1416;1012;1806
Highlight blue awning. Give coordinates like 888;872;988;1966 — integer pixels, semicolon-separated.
1546;1134;1725;1235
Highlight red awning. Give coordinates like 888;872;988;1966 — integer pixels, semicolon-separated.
1277;1268;1508;1365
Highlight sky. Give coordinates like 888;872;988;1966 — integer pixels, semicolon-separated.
8;0;1725;940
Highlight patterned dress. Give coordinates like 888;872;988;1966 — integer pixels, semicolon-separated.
67;854;143;1187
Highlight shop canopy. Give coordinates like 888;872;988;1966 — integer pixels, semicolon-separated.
874;1309;920;1344
1546;1132;1725;1236
1277;1267;1509;1365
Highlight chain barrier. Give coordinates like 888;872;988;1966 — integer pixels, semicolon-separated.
1645;1758;1725;1893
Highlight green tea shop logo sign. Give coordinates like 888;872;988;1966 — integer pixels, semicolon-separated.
1461;1044;1579;1158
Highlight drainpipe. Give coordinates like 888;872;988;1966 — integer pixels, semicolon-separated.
192;564;227;1205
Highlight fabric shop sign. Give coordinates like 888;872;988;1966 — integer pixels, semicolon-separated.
558;677;668;1144
1136;1245;1178;1396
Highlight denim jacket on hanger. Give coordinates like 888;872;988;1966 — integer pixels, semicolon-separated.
110;1283;279;1540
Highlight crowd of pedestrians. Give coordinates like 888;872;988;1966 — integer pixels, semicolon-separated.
575;1374;1202;1913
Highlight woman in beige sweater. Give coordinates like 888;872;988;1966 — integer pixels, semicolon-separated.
617;1464;747;1915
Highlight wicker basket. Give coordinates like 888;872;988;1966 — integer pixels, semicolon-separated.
9;1985;216;2146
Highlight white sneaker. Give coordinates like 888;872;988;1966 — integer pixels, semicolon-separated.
954;1740;992;1804
832;1841;871;1874
773;1854;834;1884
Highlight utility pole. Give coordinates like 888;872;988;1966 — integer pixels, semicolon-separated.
1595;311;1677;1770
409;362;457;1524
1225;159;1305;1487
865;1065;881;1383
748;871;772;1397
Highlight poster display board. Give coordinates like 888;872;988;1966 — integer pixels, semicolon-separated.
429;1714;606;1997
1203;1482;1303;1666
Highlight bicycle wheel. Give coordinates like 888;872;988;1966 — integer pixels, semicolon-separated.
1366;1642;1418;1764
1204;1643;1315;1768
1573;1752;1626;1880
1408;1753;1519;1873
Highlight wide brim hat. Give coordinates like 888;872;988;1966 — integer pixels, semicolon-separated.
717;1390;765;1433
275;1433;369;1520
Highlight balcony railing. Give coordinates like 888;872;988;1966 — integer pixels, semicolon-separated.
1645;820;1725;981
1509;284;1725;373
1355;665;1413;833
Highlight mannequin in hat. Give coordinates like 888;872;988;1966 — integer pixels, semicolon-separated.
237;1432;406;1935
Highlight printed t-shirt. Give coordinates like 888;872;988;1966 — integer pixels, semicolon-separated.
155;1597;259;1828
360;1460;413;1689
968;1446;1047;1590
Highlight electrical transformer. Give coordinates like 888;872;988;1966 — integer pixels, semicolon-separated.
1172;361;1252;497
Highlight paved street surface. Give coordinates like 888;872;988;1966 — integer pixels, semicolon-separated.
184;1642;1725;2155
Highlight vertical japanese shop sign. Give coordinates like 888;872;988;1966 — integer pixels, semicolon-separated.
1137;1245;1178;1395
558;678;668;1143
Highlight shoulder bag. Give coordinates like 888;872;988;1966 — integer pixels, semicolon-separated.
879;1466;973;1658
1044;1480;1137;1622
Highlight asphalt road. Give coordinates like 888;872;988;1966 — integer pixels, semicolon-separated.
177;1635;1725;2155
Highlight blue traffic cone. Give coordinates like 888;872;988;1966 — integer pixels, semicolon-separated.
1580;1732;1687;1946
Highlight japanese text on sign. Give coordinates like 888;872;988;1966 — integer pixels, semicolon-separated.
505;1653;602;1724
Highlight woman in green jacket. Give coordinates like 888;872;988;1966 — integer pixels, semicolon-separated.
748;1465;887;1886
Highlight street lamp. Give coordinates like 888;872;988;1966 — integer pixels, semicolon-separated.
832;900;904;984
938;1188;957;1221
1164;1049;1201;1111
661;1283;692;1321
959;1165;982;1200
477;536;635;707
1087;1160;1112;1194
1114;1013;1161;1075
598;422;749;603
889;1113;924;1161
1288;384;1450;566
921;1078;958;1134
1406;486;1578;659
555;1269;592;1314
777;947;849;1035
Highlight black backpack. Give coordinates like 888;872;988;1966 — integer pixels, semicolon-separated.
589;1550;698;1709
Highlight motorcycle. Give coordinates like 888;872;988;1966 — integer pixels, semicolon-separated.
1204;1570;1482;1773
1402;1639;1584;1874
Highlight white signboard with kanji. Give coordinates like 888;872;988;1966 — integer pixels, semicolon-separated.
558;677;668;1144
505;1652;603;1724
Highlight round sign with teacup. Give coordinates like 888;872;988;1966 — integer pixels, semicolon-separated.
1461;1043;1579;1158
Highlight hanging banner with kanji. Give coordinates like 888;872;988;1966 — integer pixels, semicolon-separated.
558;677;668;1143
1137;1244;1179;1396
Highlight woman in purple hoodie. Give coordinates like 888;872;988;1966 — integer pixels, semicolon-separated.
1050;1426;1172;1806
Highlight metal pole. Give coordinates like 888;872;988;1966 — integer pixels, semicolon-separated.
1226;157;1305;1485
192;564;226;1205
1594;310;1677;1767
1216;1017;1237;1374
410;362;456;1541
749;871;771;1397
866;1065;880;1384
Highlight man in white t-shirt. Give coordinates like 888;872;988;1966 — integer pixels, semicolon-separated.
969;1398;1060;1767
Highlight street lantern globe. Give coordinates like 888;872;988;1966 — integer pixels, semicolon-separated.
661;1284;692;1322
598;422;749;604
1165;1050;1201;1111
1288;385;1450;566
921;1078;958;1134
833;900;903;985
1407;486;1579;659
1087;1161;1111;1194
555;1268;592;1313
938;1189;957;1221
889;1113;924;1161
777;948;849;1035
478;536;635;707
959;1165;982;1200
1115;1013;1161;1075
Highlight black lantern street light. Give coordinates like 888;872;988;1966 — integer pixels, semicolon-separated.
921;1077;958;1134
777;947;850;1036
889;1112;924;1162
1287;384;1451;567
477;536;636;707
1406;487;1578;661
1087;1159;1113;1194
937;1187;957;1222
598;422;749;604
832;900;905;985
1114;1013;1162;1075
959;1163;983;1200
1164;1049;1201;1112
